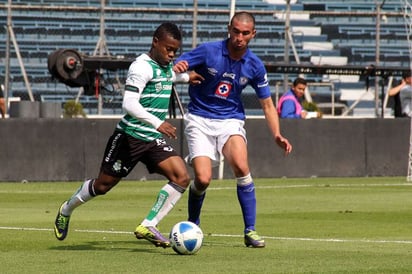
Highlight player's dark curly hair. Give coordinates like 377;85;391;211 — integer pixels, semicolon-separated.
153;22;182;41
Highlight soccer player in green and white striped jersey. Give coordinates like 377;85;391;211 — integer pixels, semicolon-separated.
54;22;203;248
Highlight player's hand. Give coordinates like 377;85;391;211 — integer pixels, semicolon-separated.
173;60;189;73
300;110;307;119
275;135;292;155
189;71;204;85
157;121;177;139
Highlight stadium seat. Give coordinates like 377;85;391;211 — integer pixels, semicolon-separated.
1;0;408;116
310;56;348;66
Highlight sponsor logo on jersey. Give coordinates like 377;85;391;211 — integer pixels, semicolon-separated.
223;72;236;80
155;82;172;92
162;84;173;90
215;81;232;99
207;67;218;76
257;73;269;88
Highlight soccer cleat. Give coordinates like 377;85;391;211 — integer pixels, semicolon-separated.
134;224;171;248
54;201;71;241
244;229;266;248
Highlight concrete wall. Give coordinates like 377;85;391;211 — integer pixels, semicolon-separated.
245;118;409;178
0;118;409;181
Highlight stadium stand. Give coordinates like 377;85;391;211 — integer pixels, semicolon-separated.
0;0;409;116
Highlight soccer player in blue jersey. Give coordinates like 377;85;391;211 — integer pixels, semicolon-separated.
54;22;203;248
174;11;292;248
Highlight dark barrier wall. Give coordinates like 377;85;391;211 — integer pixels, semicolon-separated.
0;118;409;181
245;118;410;178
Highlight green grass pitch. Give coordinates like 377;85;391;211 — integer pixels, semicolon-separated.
1;177;412;273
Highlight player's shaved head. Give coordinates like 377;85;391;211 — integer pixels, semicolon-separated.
230;11;255;29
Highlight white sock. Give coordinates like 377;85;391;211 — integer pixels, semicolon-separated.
190;180;206;196
236;173;253;186
141;182;183;227
62;179;96;216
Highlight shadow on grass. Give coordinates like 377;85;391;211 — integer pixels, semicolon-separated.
49;240;167;253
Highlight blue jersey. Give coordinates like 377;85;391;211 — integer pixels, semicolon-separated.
176;39;271;120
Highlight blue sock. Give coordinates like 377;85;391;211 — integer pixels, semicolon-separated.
188;187;205;225
237;182;256;233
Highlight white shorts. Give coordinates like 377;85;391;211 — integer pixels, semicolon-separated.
184;113;246;167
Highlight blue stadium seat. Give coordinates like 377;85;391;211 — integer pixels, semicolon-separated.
1;0;409;115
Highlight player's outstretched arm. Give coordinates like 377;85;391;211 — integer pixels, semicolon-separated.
173;60;189;73
188;71;204;85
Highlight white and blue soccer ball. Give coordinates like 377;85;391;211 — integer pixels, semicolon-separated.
169;221;203;255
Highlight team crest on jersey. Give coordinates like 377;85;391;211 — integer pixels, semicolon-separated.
240;77;248;85
215;81;232;99
155;82;162;92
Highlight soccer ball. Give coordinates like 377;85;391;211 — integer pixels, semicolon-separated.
169;221;203;255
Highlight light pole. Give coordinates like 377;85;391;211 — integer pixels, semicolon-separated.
283;0;291;93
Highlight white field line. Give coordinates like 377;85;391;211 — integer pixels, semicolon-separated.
211;233;412;245
2;183;412;245
0;183;411;194
1;226;412;245
208;183;412;191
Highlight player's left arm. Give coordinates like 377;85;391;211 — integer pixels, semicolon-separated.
251;59;292;154
259;96;293;155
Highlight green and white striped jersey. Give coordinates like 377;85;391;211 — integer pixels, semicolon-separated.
117;54;175;142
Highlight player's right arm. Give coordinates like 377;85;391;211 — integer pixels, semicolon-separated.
123;58;177;139
174;43;207;72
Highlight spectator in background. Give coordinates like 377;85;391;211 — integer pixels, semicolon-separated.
388;71;412;118
277;77;311;119
0;84;5;118
0;85;6;118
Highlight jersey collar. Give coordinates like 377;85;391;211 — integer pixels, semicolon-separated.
222;39;249;63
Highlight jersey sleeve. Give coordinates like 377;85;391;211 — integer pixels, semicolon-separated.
122;90;163;129
123;57;163;129
173;71;190;83
249;58;271;99
176;43;207;69
125;58;153;92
